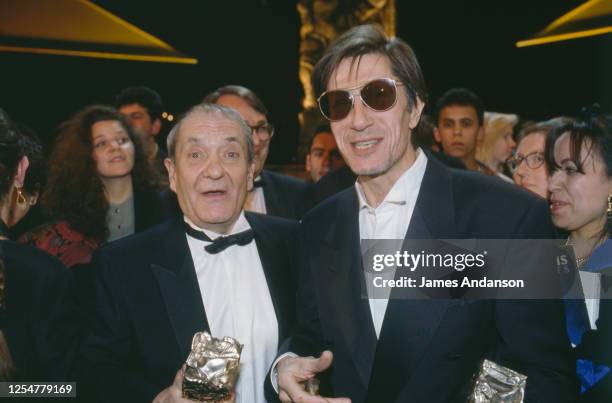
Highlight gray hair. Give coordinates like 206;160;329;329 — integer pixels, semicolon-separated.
166;103;254;163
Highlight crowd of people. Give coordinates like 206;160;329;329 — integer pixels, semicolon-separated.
1;23;611;402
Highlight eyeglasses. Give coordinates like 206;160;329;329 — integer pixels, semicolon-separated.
507;151;545;172
247;122;274;140
317;78;405;121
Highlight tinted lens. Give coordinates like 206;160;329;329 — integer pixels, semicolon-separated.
361;79;397;111
319;90;352;121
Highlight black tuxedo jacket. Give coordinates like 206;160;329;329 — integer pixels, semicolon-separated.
288;157;578;403
260;170;309;220
1;241;78;381
78;213;298;403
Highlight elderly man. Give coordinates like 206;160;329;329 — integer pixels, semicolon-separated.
78;103;297;403
272;25;577;403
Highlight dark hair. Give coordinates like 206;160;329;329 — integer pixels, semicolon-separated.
14;123;45;198
546;107;612;235
115;86;164;121
42;105;160;242
0;123;23;202
434;88;484;126
547;109;612;175
411;114;436;149
0;112;17;378
308;124;333;151
312;24;428;110
0;108;10;126
203;85;269;118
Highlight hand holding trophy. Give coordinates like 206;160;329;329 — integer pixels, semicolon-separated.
153;332;242;403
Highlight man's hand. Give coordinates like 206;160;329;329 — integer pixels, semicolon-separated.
153;365;235;403
277;351;350;403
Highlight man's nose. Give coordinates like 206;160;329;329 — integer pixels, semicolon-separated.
349;96;373;131
202;156;224;179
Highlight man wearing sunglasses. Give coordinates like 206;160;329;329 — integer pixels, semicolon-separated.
204;85;309;220
270;24;577;403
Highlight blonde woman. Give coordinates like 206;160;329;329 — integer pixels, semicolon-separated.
477;112;518;181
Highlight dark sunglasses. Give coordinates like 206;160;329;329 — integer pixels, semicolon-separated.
317;78;405;121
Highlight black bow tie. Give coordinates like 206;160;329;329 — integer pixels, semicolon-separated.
184;223;255;254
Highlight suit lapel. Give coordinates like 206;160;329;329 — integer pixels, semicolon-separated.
366;157;458;401
261;170;282;217
245;212;289;344
152;219;210;360
322;189;378;387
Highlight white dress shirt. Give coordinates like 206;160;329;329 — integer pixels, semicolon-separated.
356;149;428;338
244;176;267;214
580;271;601;330
185;213;278;403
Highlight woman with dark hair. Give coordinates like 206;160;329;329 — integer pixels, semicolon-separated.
22;105;165;267
548;107;612;400
0;115;77;380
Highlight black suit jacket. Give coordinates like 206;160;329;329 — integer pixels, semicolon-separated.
260;170;309;220
1;241;78;381
78;213;298;403
288;157;578;403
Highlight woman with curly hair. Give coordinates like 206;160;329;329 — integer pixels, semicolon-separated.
0;110;77;380
22;105;166;267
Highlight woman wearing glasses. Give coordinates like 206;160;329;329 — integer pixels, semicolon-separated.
510;118;571;199
547;109;612;400
510;122;554;198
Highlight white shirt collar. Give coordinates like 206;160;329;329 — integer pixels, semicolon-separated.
355;148;428;210
184;212;251;240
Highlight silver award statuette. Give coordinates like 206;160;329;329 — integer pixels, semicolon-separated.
182;332;242;402
468;359;527;403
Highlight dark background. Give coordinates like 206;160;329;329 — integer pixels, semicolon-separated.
1;0;610;164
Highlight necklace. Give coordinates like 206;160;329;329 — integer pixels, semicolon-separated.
566;236;606;269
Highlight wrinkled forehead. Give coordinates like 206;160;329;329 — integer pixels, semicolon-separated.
177;112;246;149
328;53;393;91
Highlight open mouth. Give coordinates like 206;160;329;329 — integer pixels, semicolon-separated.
352;139;381;150
202;190;227;197
549;200;568;212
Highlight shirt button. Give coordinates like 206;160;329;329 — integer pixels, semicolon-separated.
114;208;119;213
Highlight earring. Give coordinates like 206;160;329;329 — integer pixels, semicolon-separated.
608;194;612;219
16;187;27;206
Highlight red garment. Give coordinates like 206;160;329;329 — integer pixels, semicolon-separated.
19;220;99;268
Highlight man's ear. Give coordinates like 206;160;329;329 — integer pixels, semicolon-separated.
164;158;176;193
408;98;425;129
13;156;29;188
246;161;255;192
152;118;162;136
